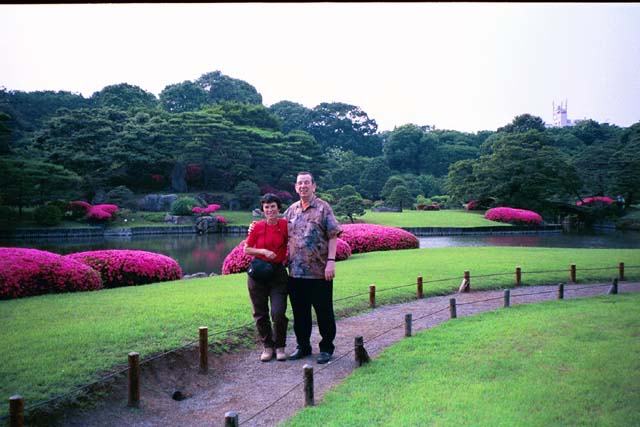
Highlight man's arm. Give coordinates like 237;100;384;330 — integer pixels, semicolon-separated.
324;236;337;281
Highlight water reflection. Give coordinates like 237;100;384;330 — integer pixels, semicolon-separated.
419;229;639;249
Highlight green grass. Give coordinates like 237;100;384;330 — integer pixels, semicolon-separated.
1;247;639;418
361;209;510;228
284;294;640;427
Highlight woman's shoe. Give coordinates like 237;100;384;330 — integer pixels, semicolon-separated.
276;348;288;361
260;347;274;362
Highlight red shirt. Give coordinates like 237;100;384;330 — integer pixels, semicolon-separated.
245;219;288;264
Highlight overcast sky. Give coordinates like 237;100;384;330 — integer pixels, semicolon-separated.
1;3;639;133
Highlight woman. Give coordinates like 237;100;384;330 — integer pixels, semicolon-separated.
244;193;289;362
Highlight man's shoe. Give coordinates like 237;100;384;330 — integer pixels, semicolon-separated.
260;347;274;362
276;347;288;361
288;348;311;360
316;352;332;364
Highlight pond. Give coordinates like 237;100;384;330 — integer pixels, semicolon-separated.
1;229;638;276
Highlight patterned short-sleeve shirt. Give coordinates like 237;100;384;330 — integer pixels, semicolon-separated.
284;197;342;279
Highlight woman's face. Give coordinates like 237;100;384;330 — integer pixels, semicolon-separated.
262;201;280;220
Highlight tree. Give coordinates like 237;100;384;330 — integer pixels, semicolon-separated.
387;185;413;211
358;157;392;200
306;102;382;156
383;124;424;174
195;71;262;105
497;114;546;133
269;100;312;134
334;195;366;223
0;157;81;213
381;176;407;199
159;80;207;113
91;83;158;110
610;122;640;205
234;180;261;209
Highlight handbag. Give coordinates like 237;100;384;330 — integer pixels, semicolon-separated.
247;257;276;282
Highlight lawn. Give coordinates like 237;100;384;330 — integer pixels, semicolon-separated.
359;209;509;228
1;246;638;418
284;294;640;427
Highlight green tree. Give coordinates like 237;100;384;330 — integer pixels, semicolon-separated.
387;185;413;211
497;113;546;134
358;157;392;200
610;122;640;205
334;194;366;223
307;102;382;156
159;80;207;113
234;180;261;209
91;83;158;110
268;100;312;134
195;71;262;105
381;176;407;199
383;124;425;174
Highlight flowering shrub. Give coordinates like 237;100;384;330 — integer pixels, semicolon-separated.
69;200;92;218
340;224;419;254
151;174;164;183
484;207;542;226
221;238;352;275
577;196;614;206
215;215;228;224
66;250;182;288
465;200;478;210
0;248;103;299
71;201;119;222
192;204;221;215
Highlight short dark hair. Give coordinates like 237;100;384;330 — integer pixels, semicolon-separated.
260;193;282;211
296;171;314;183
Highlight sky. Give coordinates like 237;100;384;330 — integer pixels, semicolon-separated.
1;2;639;133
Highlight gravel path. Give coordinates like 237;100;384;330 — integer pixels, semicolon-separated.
58;281;639;427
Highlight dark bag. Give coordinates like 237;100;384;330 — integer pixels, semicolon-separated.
247;258;275;282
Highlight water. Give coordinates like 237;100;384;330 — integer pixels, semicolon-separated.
1;229;637;275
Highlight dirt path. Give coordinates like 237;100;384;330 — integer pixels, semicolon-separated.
58;281;639;427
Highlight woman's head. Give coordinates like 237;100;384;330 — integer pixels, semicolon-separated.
260;193;282;214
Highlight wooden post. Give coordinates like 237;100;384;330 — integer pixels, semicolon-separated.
199;326;208;374
9;395;24;427
449;298;457;319
515;267;522;286
404;313;412;337
570;264;576;283
369;284;376;309
354;336;370;366
417;276;423;299
558;283;564;300
128;352;140;408
503;289;511;308
608;278;619;295
303;364;314;407
619;262;625;281
464;270;471;290
224;411;239;427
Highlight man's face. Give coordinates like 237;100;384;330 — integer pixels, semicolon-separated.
295;174;316;200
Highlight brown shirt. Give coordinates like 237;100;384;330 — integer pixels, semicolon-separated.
284;196;342;279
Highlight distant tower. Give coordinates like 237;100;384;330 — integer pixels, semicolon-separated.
552;100;572;127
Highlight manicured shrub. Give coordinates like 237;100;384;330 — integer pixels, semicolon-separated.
484;207;542;226
192;204;221;215
87;204;119;222
0;248;103;299
340;224;419;254
577;196;614;206
221;238;352;275
66;249;182;288
69;200;92;218
33;204;63;226
170;197;200;216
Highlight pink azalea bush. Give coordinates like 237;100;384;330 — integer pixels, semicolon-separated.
577;196;614;207
66;250;182;288
484;207;543;226
340;224;419;254
71;201;119;222
221;238;352;275
465;200;478;210
192;204;221;215
0;247;103;299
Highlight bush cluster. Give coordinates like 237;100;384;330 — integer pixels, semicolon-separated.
221;238;352;275
66;250;182;288
0;248;103;299
484;207;542;226
339;224;419;254
576;196;614;206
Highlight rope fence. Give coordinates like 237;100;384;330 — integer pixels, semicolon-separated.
4;262;638;426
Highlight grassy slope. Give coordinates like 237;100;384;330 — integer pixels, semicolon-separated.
284;294;640;427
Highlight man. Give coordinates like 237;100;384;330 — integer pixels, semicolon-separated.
285;171;342;364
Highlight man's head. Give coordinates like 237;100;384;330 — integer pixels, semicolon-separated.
295;171;316;202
